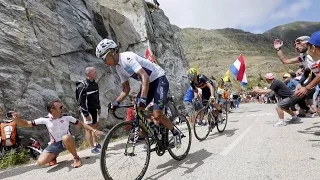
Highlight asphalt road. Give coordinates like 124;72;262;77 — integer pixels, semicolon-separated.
2;103;320;180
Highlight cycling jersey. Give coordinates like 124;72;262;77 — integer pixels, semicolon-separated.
116;52;165;83
190;74;215;90
190;74;216;101
32;114;78;144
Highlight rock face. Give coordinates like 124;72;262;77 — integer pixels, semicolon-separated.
0;0;188;145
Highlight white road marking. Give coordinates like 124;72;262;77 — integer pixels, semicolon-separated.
219;113;263;155
219;124;254;156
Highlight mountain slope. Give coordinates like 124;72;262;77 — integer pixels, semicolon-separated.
175;21;319;89
264;21;320;40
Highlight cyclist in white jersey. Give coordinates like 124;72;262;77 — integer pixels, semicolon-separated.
96;39;181;146
10;99;104;168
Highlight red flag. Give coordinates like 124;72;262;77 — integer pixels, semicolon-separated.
144;48;156;63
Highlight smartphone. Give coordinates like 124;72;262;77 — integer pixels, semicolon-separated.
6;112;12;118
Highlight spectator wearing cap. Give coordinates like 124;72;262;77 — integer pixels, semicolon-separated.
253;73;302;127
274;36;317;101
297;31;320;96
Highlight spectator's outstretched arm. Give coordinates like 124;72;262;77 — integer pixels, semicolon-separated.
11;112;32;127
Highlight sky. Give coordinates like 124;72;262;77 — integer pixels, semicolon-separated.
159;0;320;34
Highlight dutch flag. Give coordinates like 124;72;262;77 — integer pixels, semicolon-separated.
229;54;247;86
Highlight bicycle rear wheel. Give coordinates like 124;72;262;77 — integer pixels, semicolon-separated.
100;121;150;180
193;107;211;141
167;115;192;160
217;103;228;132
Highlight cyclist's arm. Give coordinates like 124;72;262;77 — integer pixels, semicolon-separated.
116;81;130;103
135;68;150;98
277;50;300;64
206;82;215;97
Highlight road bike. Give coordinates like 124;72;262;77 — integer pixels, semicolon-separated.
100;101;191;180
193;99;228;141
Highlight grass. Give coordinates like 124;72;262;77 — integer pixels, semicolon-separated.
0;149;30;170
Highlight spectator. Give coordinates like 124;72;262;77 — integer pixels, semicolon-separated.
253;73;302;127
78;67;102;154
10;99;103;168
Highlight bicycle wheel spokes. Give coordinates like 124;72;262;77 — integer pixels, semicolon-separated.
193;107;211;141
168;115;192;161
217;104;228;133
100;121;150;180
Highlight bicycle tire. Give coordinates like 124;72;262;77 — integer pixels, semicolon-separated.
167;115;192;161
217;103;228;133
193;107;211;141
100;121;150;180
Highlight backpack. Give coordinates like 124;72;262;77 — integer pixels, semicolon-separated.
75;80;88;105
0;121;18;146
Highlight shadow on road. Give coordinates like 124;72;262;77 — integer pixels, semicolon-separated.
145;148;213;179
205;128;239;141
0;164;40;179
47;154;100;173
229;120;239;122
297;126;320;136
247;110;262;112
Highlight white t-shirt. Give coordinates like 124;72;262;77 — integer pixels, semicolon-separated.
32;114;78;144
116;52;165;83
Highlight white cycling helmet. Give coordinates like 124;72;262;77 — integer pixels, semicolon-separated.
96;39;118;61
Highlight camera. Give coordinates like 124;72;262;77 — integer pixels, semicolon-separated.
6;112;12;119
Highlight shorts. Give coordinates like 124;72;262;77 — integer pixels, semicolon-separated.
81;108;99;125
44;141;66;156
137;75;169;111
277;96;302;109
184;101;195;116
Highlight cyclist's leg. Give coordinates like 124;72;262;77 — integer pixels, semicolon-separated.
151;76;174;131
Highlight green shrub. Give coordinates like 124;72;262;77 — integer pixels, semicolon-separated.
0;150;30;169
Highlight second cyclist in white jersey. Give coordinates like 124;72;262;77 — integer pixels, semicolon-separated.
96;39;181;146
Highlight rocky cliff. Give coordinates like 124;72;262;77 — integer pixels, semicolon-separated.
0;0;188;144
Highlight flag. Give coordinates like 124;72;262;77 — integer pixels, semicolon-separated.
222;70;231;82
144;47;156;63
229;54;247;86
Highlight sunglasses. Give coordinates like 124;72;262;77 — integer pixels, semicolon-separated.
100;50;111;62
188;74;195;80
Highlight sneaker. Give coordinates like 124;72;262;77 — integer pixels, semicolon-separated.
286;116;301;123
95;143;101;149
297;114;306;118
91;147;100;154
273;121;287;127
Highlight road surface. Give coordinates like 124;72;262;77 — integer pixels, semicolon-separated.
1;103;320;180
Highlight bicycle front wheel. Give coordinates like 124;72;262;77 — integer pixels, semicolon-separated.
100;121;150;180
217;103;228;132
168;114;192;161
194;107;211;141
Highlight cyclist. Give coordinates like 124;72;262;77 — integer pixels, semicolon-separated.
95;39;181;146
187;68;222;125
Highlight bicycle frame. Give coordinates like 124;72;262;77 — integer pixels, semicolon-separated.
124;104;168;156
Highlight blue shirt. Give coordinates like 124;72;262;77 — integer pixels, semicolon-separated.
285;79;299;91
184;86;194;102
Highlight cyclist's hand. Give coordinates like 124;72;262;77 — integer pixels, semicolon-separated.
274;39;283;50
209;96;215;102
109;101;120;110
